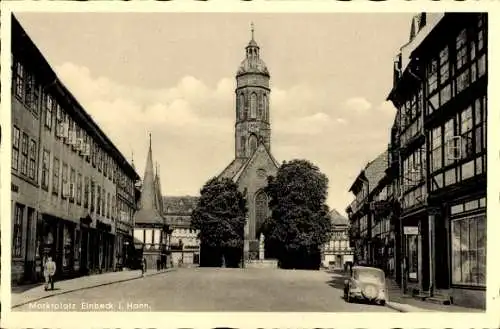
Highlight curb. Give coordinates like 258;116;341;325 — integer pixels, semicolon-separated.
386;302;406;312
12;268;176;309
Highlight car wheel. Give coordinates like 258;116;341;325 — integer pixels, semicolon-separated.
379;300;386;306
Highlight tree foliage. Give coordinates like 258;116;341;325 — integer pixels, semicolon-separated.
191;177;247;267
263;159;332;269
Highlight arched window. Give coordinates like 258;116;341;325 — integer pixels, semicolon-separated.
254;190;269;239
248;134;258;156
239;94;245;120
240;135;246;155
258;94;263;119
250;93;257;119
263;94;268;121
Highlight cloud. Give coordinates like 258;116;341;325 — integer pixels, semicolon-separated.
342;97;372;113
54;62;395;217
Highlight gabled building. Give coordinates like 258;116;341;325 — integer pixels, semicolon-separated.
321;210;353;269
346;151;388;266
163;196;200;266
387;13;487;309
133;135;172;270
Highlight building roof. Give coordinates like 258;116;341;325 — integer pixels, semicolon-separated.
218;141;279;182
218;158;248;180
236;26;270;77
330;209;349;227
134;135;164;225
365;150;388;194
163;196;199;215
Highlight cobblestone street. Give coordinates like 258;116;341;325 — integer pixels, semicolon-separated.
15;268;395;312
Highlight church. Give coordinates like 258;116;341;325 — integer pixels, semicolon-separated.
218;25;279;263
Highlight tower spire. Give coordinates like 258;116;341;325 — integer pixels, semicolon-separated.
149;132;152;150
251;22;255;41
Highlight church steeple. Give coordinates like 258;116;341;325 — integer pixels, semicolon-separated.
235;23;271;159
246;22;260;59
133;133;164;226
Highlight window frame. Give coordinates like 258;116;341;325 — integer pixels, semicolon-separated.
41;150;50;191
13;203;24;258
20;133;29;176
52;157;60;195
29;139;37;180
12;126;20;170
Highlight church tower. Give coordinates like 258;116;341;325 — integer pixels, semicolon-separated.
235;23;271;159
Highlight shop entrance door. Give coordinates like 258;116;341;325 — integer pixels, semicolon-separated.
81;230;89;274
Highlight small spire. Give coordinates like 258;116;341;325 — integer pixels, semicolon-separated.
131;149;135;168
251;22;254;41
149;133;152;150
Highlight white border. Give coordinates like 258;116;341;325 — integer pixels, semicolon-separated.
1;1;499;329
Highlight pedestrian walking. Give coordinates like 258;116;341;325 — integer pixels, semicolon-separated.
44;256;56;291
141;257;147;277
156;258;160;271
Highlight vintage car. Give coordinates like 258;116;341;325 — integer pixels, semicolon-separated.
343;266;387;305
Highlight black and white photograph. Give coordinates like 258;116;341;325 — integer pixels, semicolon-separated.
1;2;499;328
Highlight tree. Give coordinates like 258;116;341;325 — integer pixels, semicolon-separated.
191;177;247;267
263;159;332;270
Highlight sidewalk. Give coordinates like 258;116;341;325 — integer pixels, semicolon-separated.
386;283;483;313
12;268;175;309
326;270;482;313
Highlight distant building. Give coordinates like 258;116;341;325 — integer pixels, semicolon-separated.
11;15;140;284
321;210;353;269
346;151;388;267
163;196;200;266
217;25;279;263
133;136;172;270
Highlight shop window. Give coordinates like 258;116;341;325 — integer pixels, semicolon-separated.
52;157;60;195
75;230;80;261
41;150;50;190
406;234;418;281
63;224;73;268
13;203;24;258
20;133;29;176
12;126;20;170
451;215;486;286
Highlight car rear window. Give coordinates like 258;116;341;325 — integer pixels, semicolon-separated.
354;269;384;282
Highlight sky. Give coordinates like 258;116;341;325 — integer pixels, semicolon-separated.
15;12;416;216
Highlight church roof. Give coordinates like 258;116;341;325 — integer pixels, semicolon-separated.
134;135;164;225
219;140;279;182
237;58;269;77
329;209;349;227
163;196;199;215
218;158;248;180
234;142;279;182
